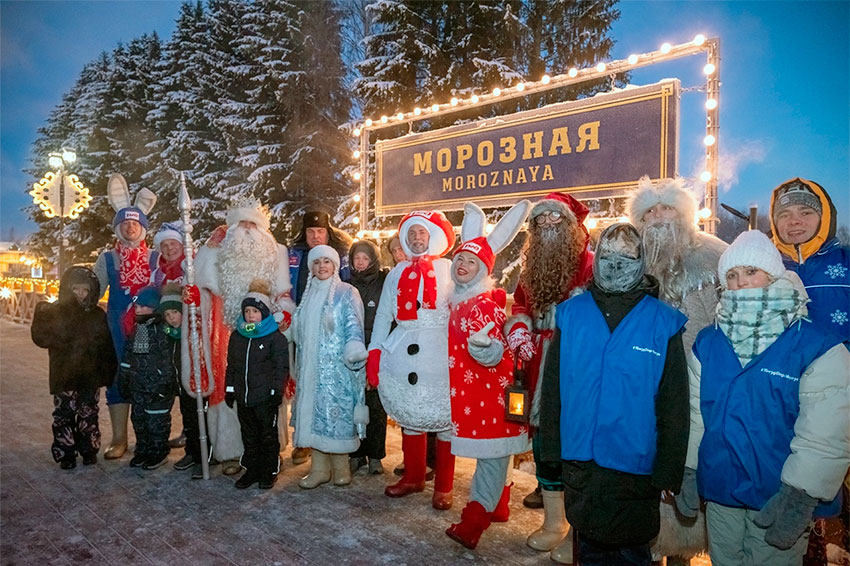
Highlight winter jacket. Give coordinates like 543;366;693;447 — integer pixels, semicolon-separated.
118;315;177;400
687;321;850;512
348;250;389;345
224;324;288;407
31;266;117;394
448;288;529;459
770;179;849;338
539;277;689;545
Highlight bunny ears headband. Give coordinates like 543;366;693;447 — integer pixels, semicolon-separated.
454;200;531;273
108;174;156;228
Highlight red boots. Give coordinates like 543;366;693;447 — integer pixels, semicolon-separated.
432;438;456;509
385;432;427;497
491;482;513;522
446;501;492;549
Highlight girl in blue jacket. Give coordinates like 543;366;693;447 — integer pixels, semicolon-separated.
678;230;850;566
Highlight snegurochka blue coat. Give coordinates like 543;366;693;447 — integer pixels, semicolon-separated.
557;292;686;475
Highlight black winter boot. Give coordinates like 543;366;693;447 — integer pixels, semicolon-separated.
235;469;261;489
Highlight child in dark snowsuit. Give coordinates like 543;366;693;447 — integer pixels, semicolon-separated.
31;266;117;469
118;286;177;470
225;280;289;490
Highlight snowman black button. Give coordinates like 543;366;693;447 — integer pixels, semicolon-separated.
408;372;418;385
407;344;419;355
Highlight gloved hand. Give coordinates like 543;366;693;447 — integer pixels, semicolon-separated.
277;310;292;332
224;391;235;409
344;341;369;370
507;326;535;361
366;349;381;388
754;483;818;550
183;284;200;306
674;467;700;519
468;322;504;367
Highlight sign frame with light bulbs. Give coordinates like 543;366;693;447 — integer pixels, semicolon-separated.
349;35;721;235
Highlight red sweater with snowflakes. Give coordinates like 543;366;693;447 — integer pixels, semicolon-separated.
449;289;530;459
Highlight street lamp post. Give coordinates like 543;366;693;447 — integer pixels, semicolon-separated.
31;149;90;277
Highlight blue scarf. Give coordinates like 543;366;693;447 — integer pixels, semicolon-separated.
236;315;279;338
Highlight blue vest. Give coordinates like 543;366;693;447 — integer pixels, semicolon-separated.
693;321;844;512
557;292;687;475
104;249;159;360
784;238;849;339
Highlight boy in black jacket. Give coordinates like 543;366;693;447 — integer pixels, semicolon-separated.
31;266;117;469
118;286;177;470
225;280;288;490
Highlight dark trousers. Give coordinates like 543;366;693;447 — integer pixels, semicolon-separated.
351;389;387;460
178;387;209;461
52;389;100;462
237;399;280;477
577;534;651;566
533;434;564;491
130;391;173;460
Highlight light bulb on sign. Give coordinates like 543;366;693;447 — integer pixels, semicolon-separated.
660;42;672;54
703;63;716;75
585;218;598;230
541;74;550;84
596;62;606;72
414;107;421;115
568;68;578;78
450;97;459;106
352;216;360;225
365;119;373;127
353;150;361;158
703;134;716;146
471;94;479;103
396;112;404;120
431;104;440;112
353;171;362;181
353;128;361;137
693;34;706;46
380;115;388;123
516;82;525;91
628;54;638;64
700;171;712;183
353;194;361;202
492;87;501;96
705;98;718;110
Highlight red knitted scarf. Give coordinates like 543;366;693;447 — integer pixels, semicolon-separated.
116;240;151;296
397;255;437;321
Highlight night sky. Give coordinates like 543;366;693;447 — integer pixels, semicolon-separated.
1;0;847;241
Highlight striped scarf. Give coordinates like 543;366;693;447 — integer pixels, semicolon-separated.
716;277;809;365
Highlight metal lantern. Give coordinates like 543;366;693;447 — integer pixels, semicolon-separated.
504;350;530;422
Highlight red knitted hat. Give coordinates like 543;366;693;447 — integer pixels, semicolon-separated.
454;236;496;273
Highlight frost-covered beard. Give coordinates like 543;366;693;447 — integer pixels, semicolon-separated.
218;224;278;327
642;218;694;306
519;217;585;317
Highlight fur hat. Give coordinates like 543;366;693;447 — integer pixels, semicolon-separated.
307;244;341;272
627;176;697;226
157;282;183;314
226;197;270;232
241;279;272;319
718;230;786;286
398;210;456;258
153;221;183;250
133;286;160;309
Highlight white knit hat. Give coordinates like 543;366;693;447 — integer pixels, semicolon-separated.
307;244;340;272
718;230;786;286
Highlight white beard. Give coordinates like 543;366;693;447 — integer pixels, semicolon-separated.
642;219;694;306
218;225;278;327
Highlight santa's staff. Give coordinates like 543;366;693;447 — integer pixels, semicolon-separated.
178;173;211;480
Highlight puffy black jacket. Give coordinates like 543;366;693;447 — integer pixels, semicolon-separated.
225;329;288;407
31;266;117;394
118;315;177;399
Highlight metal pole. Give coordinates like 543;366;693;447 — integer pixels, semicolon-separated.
749;205;758;231
178;173;211;480
359;129;368;234
704;39;721;235
58;165;65;276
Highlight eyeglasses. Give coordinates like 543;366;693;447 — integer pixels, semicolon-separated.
534;211;563;225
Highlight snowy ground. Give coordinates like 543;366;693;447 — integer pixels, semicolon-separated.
0;319;560;566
